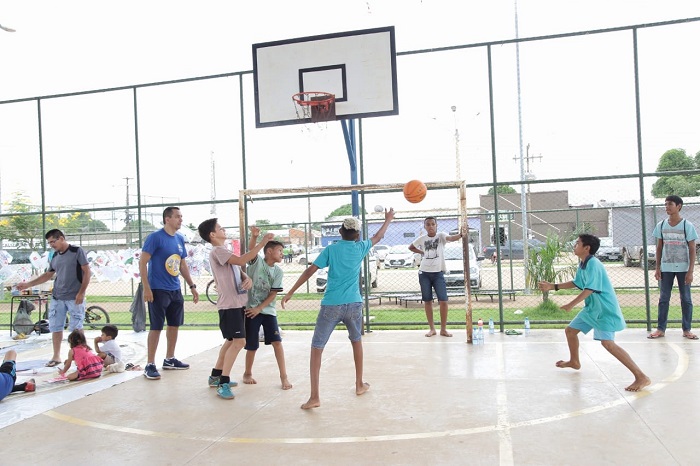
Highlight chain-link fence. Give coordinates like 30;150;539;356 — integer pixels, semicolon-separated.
2;17;700;333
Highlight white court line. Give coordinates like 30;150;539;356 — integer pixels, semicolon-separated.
496;342;514;466
41;342;689;445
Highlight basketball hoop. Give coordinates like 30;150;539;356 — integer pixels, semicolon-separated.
292;91;336;123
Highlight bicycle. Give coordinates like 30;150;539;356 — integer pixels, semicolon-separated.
42;304;111;329
206;279;218;305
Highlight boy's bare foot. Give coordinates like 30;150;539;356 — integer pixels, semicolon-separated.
242;374;257;384
425;330;436;337
625;375;651;392
356;382;370;396
555;360;581;370
301;398;321;409
281;377;292;390
440;331;453;337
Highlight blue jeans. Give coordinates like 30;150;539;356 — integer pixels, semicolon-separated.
657;271;694;332
311;303;363;349
418;271;448;302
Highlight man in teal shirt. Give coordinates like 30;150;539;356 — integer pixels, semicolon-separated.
282;208;394;409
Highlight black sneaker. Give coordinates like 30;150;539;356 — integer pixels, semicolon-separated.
144;363;161;380
162;357;189;370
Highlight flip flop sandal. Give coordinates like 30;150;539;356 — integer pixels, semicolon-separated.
505;329;522;335
647;332;665;339
683;333;699;340
45;360;62;367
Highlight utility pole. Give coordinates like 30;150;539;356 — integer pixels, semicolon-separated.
210;151;217;215
124;177;132;246
513;143;543;238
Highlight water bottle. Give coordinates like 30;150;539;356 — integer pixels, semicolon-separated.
473;326;481;345
488;318;495;334
524;317;530;335
477;318;484;343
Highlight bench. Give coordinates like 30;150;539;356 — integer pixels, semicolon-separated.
397;291;466;307
473;290;516;302
375;292;415;305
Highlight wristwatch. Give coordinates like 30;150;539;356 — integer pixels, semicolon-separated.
189;284;197;289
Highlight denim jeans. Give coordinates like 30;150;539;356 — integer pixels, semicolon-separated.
657;271;694;331
311;303;363;349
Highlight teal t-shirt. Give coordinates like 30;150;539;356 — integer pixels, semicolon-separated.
246;254;283;316
315;239;373;306
652;218;698;273
571;255;626;332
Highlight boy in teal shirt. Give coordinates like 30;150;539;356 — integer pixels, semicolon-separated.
282;209;394;409
540;234;650;392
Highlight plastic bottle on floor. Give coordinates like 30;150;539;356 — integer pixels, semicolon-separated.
477;318;484;342
524;317;530;335
488;318;495;334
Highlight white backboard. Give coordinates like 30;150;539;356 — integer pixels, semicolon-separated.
253;26;399;128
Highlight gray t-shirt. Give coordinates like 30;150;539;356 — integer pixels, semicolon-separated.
49;245;89;300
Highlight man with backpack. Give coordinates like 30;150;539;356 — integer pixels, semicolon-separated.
16;229;91;366
648;195;699;340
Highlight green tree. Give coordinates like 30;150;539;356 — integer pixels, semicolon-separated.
326;204;354;219
121;219;157;232
0;192;45;249
525;233;577;302
60;212;109;233
651;148;700;197
487;185;517;195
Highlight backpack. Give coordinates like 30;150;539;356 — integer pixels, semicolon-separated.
34;319;50;334
13;299;35;335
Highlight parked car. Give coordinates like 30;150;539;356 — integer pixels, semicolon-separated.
622;244;656;268
482;239;545;261
443;243;483;289
374;244;390;262
384;244;417;268
595;237;622;261
298;246;324;265
316;248;378;292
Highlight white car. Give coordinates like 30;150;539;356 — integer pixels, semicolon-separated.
316;248;378;292
443;243;483;289
373;244;390;262
384;244;417;268
298;246;324;265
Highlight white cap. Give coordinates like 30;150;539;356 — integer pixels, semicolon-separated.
342;217;361;231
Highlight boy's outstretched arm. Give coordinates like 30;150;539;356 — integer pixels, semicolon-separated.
281;264;319;309
371;208;395;246
539;281;592;312
228;227;274;266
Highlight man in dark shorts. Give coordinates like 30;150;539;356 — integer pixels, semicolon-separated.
139;207;199;380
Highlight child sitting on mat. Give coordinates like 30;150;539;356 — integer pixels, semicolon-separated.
58;330;103;381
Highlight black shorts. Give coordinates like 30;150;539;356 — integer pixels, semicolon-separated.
148;289;185;331
219;307;246;340
245;313;282;350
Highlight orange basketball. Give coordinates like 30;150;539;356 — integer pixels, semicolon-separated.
403;180;427;203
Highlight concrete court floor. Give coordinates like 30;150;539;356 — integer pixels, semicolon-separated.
0;326;698;466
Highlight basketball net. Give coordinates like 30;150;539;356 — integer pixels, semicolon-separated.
292;92;336;137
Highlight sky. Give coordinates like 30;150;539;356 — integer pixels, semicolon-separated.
1;1;700;230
